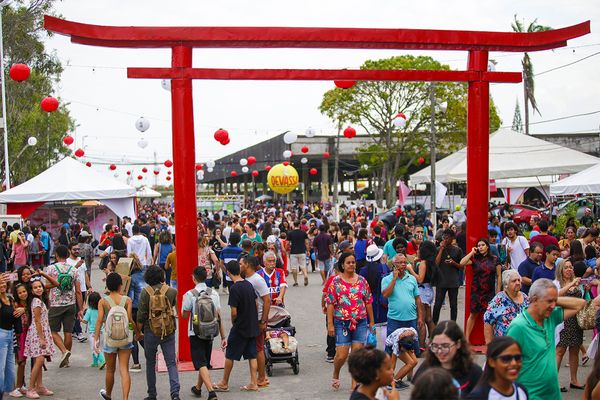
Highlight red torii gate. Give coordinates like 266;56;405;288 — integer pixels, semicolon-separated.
44;15;589;360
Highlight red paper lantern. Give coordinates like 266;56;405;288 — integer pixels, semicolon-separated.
247;156;256;166
153;170;160;175
221;137;230;145
265;165;272;172
309;168;318;175
164;160;173;168
40;96;59;113
283;161;289;166
323;151;330;158
418;157;426;164
301;146;309;154
167;170;172;175
109;164;117;171
334;80;356;89
214;128;229;143
251;170;259;177
166;176;172;181
195;164;203;171
230;171;238;177
126;171;131;176
74;148;85;158
142;167;148;173
63;135;74;146
137;175;143;180
343;126;356;138
85;162;92;167
9;64;30;82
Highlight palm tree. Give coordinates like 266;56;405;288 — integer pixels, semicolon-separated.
511;15;551;135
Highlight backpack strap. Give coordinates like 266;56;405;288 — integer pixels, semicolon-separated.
119;296;127;307
191;289;199;297
144;286;155;297
105;295;117;308
159;284;169;296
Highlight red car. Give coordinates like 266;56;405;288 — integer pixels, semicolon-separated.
490;204;548;232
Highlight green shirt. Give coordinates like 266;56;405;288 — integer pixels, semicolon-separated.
381;272;419;321
507;306;563;400
136;283;178;332
382;239;396;260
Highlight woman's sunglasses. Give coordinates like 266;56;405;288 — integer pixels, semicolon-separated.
495;354;522;363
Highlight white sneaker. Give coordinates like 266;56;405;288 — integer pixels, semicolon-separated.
129;364;142;372
8;388;24;398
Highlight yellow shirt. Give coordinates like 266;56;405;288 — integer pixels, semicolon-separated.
9;230;20;244
165;251;177;281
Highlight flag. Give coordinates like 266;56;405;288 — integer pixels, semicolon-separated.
435;181;447;209
398;181;411;206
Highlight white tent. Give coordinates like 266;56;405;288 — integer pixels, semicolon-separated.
136;186;162;198
0;157;136;217
550;163;600;196
410;128;600;184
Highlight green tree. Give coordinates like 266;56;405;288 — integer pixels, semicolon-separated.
512;98;523;133
511;15;551;135
1;0;75;186
319;55;501;208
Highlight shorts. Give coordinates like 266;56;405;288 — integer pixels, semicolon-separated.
418;283;434;305
256;331;265;352
316;258;333;273
103;341;134;354
289;254;306;272
190;336;213;370
225;329;257;361
334;318;368;347
48;304;77;333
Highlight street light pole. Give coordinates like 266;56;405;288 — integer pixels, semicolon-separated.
0;2;12;188
430;83;437;236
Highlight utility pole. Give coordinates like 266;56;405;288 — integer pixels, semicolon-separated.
0;2;11;188
333;121;342;221
430;83;437;236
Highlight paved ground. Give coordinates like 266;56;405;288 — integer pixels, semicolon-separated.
39;263;590;399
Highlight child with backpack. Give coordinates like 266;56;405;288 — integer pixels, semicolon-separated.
82;292;106;369
182;266;226;400
94;273;138;400
136;265;181;400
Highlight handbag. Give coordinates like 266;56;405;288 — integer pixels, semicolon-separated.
576;300;596;330
366;326;377;347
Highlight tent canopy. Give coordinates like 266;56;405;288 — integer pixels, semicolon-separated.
550;163;600;196
410;128;600;184
137;186;162;198
0;157;136;202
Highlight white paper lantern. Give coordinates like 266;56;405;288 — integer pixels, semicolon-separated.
283;150;292;159
161;79;171;91
207;167;214;173
305;127;316;138
27;137;37;146
362;164;369;170
301;157;308;164
393;114;407;128
283;131;298;144
135;117;150;133
241;166;249;173
240;158;248;166
197;171;204;179
137;138;148;149
206;160;216;168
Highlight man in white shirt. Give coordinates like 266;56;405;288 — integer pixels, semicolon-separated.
501;222;530;270
123;216;134;237
182;266;226;400
127;224;152;266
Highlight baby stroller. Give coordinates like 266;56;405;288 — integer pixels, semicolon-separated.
264;306;299;376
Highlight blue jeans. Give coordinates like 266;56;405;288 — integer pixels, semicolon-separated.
386;318;419;355
0;328;16;395
144;330;180;398
334;318;368;346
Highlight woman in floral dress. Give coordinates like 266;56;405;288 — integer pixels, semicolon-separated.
24;279;55;399
460;238;502;343
483;269;529;343
326;252;375;391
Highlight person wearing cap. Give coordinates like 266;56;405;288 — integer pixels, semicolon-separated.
77;231;94;277
382;253;424;358
359;244;390;324
337;240;353;256
580;207;595;228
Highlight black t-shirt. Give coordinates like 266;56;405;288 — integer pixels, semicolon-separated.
313;232;333;260
287;229;308;254
338;221;352;232
436;245;464;288
372;236;386;248
349;389;371;400
228;280;259;338
414;361;482;398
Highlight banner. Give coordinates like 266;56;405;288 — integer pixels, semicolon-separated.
397;181;411;206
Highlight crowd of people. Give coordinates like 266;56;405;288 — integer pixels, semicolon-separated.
3;199;600;399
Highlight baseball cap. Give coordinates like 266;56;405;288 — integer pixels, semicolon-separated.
338;240;352;252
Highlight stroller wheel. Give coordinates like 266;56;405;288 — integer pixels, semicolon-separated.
266;364;273;377
292;362;299;375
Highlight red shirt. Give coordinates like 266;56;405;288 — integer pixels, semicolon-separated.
406;240;419;256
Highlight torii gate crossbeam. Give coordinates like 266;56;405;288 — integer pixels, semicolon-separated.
44;15;589;360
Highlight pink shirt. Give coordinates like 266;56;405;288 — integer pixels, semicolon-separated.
326;275;372;325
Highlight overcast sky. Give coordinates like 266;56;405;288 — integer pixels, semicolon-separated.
41;0;600;185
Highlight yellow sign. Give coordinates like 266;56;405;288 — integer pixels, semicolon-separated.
267;163;299;194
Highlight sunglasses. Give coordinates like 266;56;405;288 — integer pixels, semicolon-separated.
495;354;522;363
